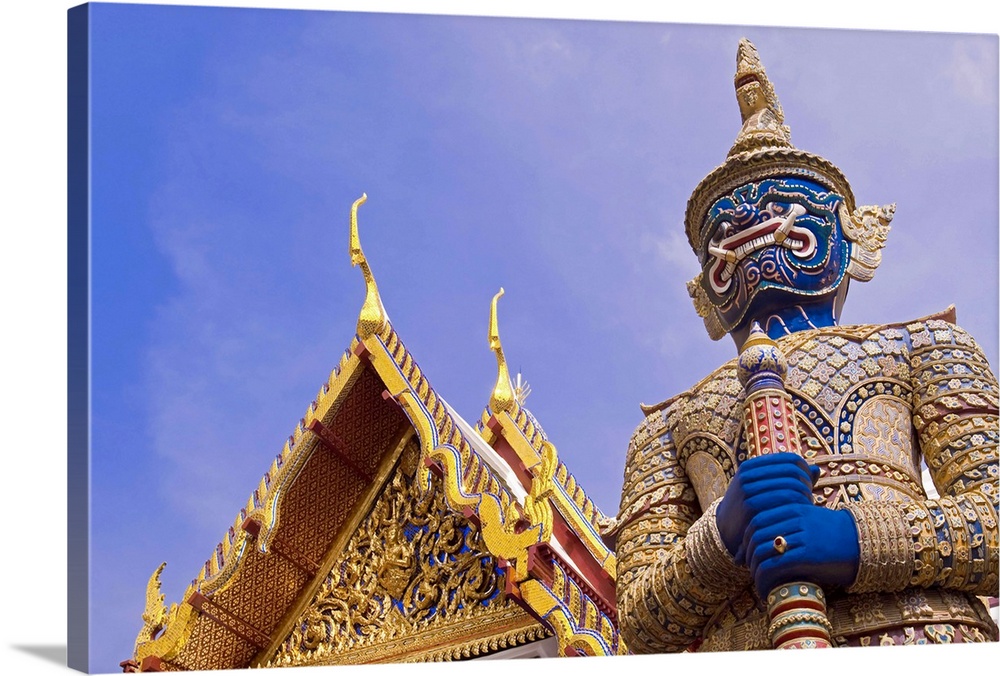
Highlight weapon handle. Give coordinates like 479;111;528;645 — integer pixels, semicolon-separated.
766;582;833;649
737;326;834;649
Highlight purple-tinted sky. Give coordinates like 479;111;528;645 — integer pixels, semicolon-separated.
79;4;998;673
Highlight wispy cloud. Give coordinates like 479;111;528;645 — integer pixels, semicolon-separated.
640;228;700;273
945;38;997;105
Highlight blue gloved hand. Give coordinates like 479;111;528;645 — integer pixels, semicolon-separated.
715;453;816;558
743;501;860;599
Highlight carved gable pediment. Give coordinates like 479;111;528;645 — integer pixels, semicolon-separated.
265;438;550;666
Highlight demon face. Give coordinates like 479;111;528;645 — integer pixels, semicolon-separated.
698;177;850;335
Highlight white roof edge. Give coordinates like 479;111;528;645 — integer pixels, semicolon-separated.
441;399;529;503
440;401;593;586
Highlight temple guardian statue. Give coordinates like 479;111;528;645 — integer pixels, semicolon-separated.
613;39;999;651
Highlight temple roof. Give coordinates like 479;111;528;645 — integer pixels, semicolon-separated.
126;197;624;671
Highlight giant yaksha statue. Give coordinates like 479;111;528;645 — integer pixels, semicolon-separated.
614;38;999;651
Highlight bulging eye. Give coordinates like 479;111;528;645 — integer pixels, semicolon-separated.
711;222;734;245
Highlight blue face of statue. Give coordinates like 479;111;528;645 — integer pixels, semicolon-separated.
698;178;850;334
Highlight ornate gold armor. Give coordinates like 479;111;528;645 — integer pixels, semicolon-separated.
616;316;999;650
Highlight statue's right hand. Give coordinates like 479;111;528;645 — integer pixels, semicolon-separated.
715;453;816;561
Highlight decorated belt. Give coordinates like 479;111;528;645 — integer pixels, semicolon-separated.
698;588;998;651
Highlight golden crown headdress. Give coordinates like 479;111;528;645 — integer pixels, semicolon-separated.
684;39;895;340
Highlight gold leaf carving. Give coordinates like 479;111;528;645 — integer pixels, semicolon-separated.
270;441;542;664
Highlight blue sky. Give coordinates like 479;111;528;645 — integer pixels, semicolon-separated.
76;4;999;672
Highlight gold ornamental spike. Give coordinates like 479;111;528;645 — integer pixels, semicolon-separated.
729;38;793;158
134;562;168;651
141;562;167;626
349;193;388;339
488;287;515;414
734;38;784;125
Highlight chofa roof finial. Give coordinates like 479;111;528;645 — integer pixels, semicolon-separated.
349;193;388;339
488;287;515;414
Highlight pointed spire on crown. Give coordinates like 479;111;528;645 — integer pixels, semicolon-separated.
729;38;794;157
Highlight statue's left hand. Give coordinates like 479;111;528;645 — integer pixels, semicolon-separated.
742;502;860;599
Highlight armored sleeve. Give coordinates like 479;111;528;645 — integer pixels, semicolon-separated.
844;320;999;595
615;400;750;653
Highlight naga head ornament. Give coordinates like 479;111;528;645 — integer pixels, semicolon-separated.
685;39;895;341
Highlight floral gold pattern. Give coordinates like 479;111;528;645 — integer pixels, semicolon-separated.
266;442;548;665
